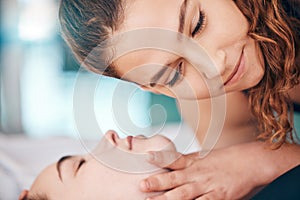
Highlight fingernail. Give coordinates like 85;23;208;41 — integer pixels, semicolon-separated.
147;152;154;162
140;180;150;191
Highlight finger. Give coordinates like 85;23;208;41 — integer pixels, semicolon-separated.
195;191;219;200
147;151;199;169
140;170;186;192
147;150;183;168
147;182;205;200
18;190;29;200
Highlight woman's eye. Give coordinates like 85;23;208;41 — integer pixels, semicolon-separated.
192;10;206;37
166;62;184;87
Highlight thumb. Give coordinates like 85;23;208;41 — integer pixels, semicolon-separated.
19;190;29;200
147;151;199;169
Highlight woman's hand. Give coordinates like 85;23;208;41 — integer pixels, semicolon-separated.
140;147;258;200
140;142;300;200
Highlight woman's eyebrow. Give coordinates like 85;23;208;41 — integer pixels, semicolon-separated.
179;0;189;33
56;155;73;182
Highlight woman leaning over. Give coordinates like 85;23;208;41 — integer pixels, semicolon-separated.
59;0;300;199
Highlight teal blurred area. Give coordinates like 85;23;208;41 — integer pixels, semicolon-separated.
0;0;181;139
150;94;181;126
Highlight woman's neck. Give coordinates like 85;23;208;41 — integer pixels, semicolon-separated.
179;91;259;150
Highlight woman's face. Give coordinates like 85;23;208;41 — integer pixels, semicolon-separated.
114;0;265;99
27;131;175;199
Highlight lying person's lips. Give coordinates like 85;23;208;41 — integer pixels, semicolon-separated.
127;136;133;150
224;49;245;86
135;135;147;139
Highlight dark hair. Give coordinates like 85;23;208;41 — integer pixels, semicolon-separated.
59;0;300;148
59;0;124;77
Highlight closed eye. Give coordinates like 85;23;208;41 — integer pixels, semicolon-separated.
167;62;184;87
75;159;86;175
192;10;206;37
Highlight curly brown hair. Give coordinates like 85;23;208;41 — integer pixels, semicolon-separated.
59;0;300;149
234;0;300;148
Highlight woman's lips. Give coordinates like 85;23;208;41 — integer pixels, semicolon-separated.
224;50;245;86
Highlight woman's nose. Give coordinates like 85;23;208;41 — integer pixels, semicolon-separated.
185;44;226;79
208;49;227;78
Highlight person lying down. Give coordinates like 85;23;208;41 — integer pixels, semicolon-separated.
18;130;177;200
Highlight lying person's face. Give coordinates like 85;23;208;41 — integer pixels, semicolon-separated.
23;131;176;199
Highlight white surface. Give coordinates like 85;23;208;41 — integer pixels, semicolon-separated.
0;134;94;200
0;123;199;200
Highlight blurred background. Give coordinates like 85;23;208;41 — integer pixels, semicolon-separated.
0;2;184;198
0;0;299;199
0;0;181;139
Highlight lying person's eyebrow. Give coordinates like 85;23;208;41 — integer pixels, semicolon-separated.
56;155;73;182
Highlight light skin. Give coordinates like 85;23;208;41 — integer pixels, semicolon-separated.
107;0;300;199
20;131;177;200
115;0;265;99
